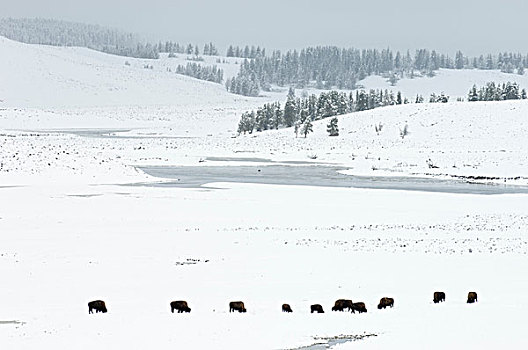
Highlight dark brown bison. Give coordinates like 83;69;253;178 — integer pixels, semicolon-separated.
433;292;446;303
310;304;324;313
467;292;478;304
88;300;107;314
282;304;293;313
332;299;353;312
229;301;247;313
170;300;191;313
377;297;394;309
351;302;367;313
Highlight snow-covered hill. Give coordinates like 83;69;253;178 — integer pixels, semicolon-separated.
231;100;528;183
0;35;295;136
2;34;527;111
360;68;528;100
0;36;257;109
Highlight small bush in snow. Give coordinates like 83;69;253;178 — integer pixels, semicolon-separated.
375;123;383;135
400;124;409;139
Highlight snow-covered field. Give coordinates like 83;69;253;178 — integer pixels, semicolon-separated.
1;37;528;349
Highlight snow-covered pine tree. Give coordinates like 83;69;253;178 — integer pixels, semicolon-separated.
327;117;339;136
455;51;465;69
389;72;399;86
302;118;313;138
283;88;298;127
468;85;479;102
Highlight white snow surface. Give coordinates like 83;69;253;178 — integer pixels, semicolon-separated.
1;37;528;349
361;68;528;100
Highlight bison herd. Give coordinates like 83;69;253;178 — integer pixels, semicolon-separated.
88;292;478;315
331;299;367;313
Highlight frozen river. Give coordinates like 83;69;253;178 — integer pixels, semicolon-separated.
139;163;528;195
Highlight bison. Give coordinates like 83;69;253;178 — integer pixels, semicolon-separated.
88;300;107;314
377;297;394;309
170;300;191;313
332;299;353;312
282;304;293;313
433;292;446;304
229;301;247;313
467;292;478;304
351;302;367;313
310;304;324;313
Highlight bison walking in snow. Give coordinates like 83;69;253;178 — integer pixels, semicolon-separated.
433;292;446;303
467;292;478;304
351;302;367;313
377;297;394;309
229;301;247;313
332;299;353;312
310;304;324;313
88;300;107;314
282;304;293;313
170;300;191;313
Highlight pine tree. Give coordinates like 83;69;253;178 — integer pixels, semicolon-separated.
356;91;368;111
468;85;479;101
283;92;298;127
302;119;313;138
327;117;339;136
455;51;465;69
272;103;282;130
237;112;256;135
389;72;399;86
294;121;300;138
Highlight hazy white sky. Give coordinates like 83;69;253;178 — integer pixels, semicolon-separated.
3;0;528;55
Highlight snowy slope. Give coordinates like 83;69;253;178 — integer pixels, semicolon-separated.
0;34;290;135
0;36;295;136
0;36;250;108
2;34;527;111
231;100;528;182
360;68;528;100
